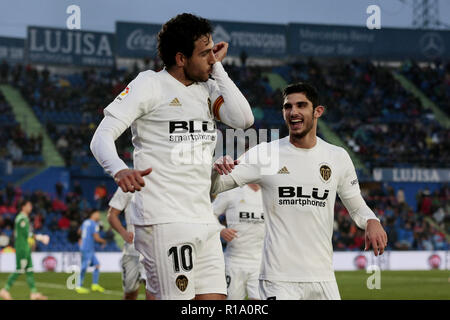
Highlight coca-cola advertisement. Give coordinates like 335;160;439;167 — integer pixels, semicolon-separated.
116;22;161;58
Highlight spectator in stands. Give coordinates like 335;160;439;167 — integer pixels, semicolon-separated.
55;182;64;200
396;221;414;250
68;221;80;244
73;181;83;197
418;233;434;251
58;213;71;230
419;189;432;216
93;184;108;211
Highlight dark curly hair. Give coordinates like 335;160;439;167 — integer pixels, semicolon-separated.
158;13;213;68
283;83;320;109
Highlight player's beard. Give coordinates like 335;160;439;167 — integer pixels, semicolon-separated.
183;64;209;83
288;113;314;140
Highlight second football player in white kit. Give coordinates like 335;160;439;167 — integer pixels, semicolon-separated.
213;184;265;300
211;83;387;300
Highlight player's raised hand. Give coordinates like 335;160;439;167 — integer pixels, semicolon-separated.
114;168;152;193
121;231;134;244
213;41;229;62
365;219;388;256
220;228;238;242
214;155;240;175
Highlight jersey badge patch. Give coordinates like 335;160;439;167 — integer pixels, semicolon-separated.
176;275;189;292
116;85;131;103
319;164;332;183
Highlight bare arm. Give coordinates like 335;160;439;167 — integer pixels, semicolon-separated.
107;207;133;244
94;233;107;245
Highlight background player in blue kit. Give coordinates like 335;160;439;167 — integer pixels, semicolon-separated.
76;210;107;294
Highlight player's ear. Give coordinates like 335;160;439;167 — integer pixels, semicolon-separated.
175;52;186;67
314;105;325;118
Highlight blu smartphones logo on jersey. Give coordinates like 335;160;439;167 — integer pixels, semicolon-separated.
169;120;217;165
239;211;264;223
278;186;329;207
169;121;216;142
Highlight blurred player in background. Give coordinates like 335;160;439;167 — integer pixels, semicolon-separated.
91;13;254;300
0;200;49;300
107;187;146;300
211;83;387;300
76;210;107;294
213;184;265;300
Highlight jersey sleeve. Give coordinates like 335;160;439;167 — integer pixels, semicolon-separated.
336;149;361;200
207;62;254;129
230;144;264;187
108;188;132;211
103;71;157;126
208;80;224;121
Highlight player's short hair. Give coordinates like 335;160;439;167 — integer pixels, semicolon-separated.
88;209;100;217
158;13;213;68
282;83;320;109
17;199;31;212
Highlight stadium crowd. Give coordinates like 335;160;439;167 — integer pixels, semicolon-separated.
0;90;43;165
333;184;449;251
401;59;450;116
282;59;450;170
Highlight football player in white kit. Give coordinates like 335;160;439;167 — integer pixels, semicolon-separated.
90;13;254;300
213;183;265;300
107;187;146;300
211;83;387;300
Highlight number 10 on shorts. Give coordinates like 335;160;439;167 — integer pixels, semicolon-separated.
168;244;193;273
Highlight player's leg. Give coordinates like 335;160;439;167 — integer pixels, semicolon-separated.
194;224;227;300
121;254;141;300
259;280;300;300
134;223;199;300
91;254;105;293
246;268;261;300
23;252;47;300
1;252;28;299
76;252;90;293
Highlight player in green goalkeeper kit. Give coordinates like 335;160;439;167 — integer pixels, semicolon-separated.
0;200;50;300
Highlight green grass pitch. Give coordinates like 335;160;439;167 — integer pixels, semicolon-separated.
0;270;448;300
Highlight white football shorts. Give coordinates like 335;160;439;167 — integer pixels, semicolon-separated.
259;280;341;300
225;260;260;300
120;254;146;294
134;222;227;300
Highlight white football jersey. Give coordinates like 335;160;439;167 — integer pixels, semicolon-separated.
229;136;362;282
104;69;224;225
212;185;265;266
108;188;140;257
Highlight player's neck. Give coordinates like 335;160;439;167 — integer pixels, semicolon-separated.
289;132;317;149
166;66;194;87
